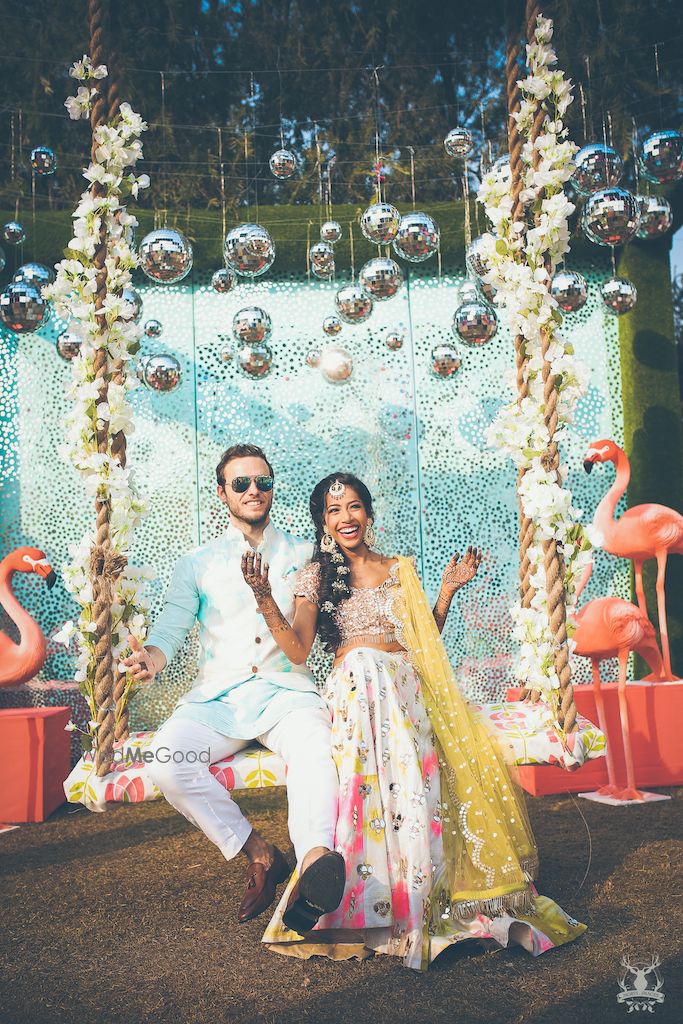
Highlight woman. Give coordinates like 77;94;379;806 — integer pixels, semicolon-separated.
241;473;586;970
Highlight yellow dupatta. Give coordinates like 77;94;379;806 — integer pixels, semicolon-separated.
395;556;539;918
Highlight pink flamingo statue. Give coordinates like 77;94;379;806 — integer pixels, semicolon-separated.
0;546;56;687
583;439;683;681
572;562;665;801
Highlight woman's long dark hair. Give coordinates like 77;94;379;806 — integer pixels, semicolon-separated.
310;472;375;653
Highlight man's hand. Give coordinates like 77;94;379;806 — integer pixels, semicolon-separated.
121;635;160;683
440;546;483;599
241;550;272;604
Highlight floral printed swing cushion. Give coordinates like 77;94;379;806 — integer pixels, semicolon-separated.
63;700;605;812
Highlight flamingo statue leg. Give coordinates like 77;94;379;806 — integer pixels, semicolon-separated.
633;560;647;613
614;648;646;801
655;550;677;680
590;660;620;797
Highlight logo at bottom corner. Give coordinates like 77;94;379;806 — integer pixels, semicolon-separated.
617;954;665;1012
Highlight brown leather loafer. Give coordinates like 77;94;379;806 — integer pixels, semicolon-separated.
282;851;346;934
237;846;290;924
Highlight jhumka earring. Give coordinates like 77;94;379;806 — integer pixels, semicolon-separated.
320;530;337;553
365;519;376;547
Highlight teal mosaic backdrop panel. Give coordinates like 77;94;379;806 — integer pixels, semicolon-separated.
0;260;628;728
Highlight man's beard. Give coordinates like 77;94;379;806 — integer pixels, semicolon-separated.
229;501;271;527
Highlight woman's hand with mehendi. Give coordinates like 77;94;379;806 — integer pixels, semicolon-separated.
440;546;483;599
241;550;272;603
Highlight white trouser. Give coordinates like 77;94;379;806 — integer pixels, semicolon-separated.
146;706;339;864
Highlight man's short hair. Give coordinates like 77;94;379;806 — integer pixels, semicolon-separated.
216;444;274;486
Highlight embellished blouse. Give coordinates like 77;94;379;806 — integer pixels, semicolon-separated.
292;558;407;649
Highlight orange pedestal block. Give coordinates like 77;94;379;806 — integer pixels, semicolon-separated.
506;682;683;796
0;707;71;822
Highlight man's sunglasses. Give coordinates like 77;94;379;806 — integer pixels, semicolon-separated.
230;475;274;494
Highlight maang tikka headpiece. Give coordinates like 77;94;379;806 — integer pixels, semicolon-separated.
328;479;346;499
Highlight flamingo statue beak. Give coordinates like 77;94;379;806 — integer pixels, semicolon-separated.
29;557;57;589
583;460;594;474
45;569;57;590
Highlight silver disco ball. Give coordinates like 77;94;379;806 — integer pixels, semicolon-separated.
30;145;57;175
269;148;296;179
220;344;234;363
237;342;273;379
550;270;588;313
232;306;272;345
452;300;498;346
571;144;623;196
392;211;439;263
385;325;406;351
224;223;276;278
359;257;403;301
0;282;48;333
457;279;480;305
320;220;342;244
211;267;237;293
122;286;143;323
322;315;342;337
465;235;492;278
582;188;640;247
139;228;193;284
636;195;673;239
320;345;353;384
2;221;26;246
12;262;55;288
309;241;335;276
600;277;637;315
430;343;461;379
477;278;498;304
311;260;335;280
56;329;82;361
639;130;683;185
0;247;5;273
360;202;401;244
335;283;373;324
144;318;163;338
306;349;322;368
143;353;183;392
444;126;473;158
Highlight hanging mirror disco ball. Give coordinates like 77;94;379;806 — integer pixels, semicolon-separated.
56;329;82;361
311;260;335;281
335;283;373;324
306;349;322;368
636;195;673;239
320;220;342;244
220;344;234;363
639;130;683;185
477;278;498;304
269;148;296;179
232;306;272;345
144;353;183;392
457;279;481;305
2;221;26;245
237;342;273;379
144;318;163;338
359;257;403;301
309;241;335;276
385;325;407;351
360;202;401;244
211;267;237;293
465;235;492;278
444;126;473;158
0;282;48;333
430;343;461;379
320;345;353;384
452;300;498;347
550;269;588;313
30;145;57;176
224;223;276;278
139;228;193;283
12;262;55;288
122;286;143;323
392;211;439;263
600;277;637;315
582;187;640;247
571;143;623;196
322;315;342;337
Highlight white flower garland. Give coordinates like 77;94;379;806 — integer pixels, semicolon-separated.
45;56;152;749
476;16;599;718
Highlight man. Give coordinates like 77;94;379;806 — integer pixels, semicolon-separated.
123;443;343;925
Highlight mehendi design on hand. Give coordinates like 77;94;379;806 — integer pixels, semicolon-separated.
432;546;483;633
241;550;272;601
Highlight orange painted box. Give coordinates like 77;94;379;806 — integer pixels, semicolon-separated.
506;682;683;796
0;707;71;822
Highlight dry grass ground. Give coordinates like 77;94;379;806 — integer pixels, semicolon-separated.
1;787;682;1024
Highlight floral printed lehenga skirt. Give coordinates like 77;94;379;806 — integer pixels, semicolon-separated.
262;647;586;971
